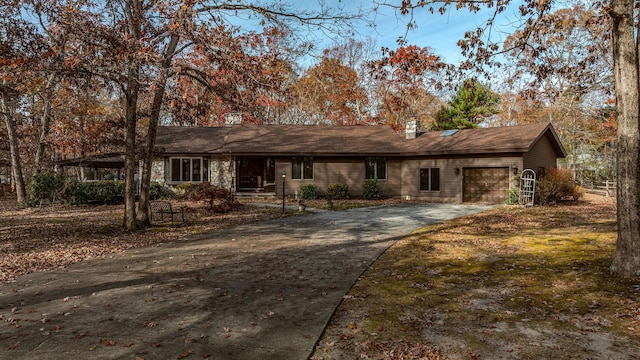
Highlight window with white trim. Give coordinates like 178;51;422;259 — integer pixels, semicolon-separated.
420;168;440;191
366;157;386;180
292;157;313;180
169;157;209;183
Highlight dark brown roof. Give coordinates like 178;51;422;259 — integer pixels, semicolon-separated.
155;123;566;158
155;126;230;154
155;125;408;156
405;122;567;157
57;153;126;168
222;125;408;156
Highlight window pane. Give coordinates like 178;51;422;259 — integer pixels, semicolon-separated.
292;159;302;179
419;168;429;191
171;159;181;182
192;159;201;182
366;159;376;179
203;159;209;182
376;159;386;179
182;159;191;182
303;158;313;179
430;168;440;191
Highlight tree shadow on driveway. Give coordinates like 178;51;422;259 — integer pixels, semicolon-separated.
0;203;491;359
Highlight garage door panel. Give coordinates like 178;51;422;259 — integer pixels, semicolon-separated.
463;167;509;204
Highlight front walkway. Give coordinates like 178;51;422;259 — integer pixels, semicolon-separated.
0;203;492;359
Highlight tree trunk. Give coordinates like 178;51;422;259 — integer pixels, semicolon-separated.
123;66;143;231
0;95;27;204
121;0;145;231
137;34;179;226
35;73;57;171
609;0;640;277
34;93;53;171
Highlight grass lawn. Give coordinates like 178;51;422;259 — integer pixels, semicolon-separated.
312;195;640;359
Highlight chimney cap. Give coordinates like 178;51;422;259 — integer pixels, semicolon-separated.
225;112;242;126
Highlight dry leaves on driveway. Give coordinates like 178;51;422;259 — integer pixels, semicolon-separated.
0;198;284;282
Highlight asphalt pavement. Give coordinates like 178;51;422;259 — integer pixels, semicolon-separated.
0;203;493;359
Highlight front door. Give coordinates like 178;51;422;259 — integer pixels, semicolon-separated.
237;157;265;190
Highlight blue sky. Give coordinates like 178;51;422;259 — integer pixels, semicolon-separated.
302;0;523;66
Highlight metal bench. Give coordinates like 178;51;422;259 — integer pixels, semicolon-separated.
149;201;185;225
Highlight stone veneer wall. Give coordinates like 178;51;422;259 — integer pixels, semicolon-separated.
209;156;234;191
151;159;165;185
151;156;234;190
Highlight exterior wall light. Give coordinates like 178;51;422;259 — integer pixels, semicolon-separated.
281;170;286;212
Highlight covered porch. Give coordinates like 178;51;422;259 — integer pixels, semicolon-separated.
56;153;126;181
236;157;276;193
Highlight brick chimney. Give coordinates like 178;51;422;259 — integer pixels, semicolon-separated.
225;112;242;126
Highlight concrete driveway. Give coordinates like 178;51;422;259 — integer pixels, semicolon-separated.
0;203;492;359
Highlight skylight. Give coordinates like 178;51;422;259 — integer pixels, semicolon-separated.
440;129;458;137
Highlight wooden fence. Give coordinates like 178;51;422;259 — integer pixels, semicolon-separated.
581;180;616;197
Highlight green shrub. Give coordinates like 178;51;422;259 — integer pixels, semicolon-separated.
150;182;175;200
362;178;380;199
505;189;519;205
61;181;84;204
535;168;582;205
326;183;350;200
64;180;124;205
298;184;320;200
27;171;66;206
190;183;238;212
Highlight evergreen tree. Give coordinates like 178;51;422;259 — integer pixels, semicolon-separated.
433;79;500;130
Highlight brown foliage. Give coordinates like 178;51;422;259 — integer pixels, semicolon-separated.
536;168;585;204
189;183;238;212
368;45;449;129
293;57;368;125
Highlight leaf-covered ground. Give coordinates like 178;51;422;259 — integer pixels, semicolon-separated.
0;197;287;283
312;195;640;359
0;196;406;283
